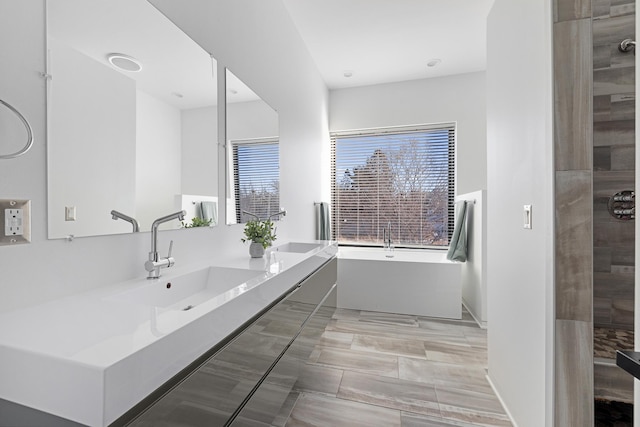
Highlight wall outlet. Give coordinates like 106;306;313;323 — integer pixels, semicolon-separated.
0;199;31;245
5;208;24;236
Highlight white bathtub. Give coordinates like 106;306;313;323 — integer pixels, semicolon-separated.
337;247;462;319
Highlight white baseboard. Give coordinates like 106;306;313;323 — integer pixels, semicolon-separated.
486;374;519;427
462;299;487;329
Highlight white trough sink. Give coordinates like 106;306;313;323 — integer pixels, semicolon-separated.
106;266;266;310
0;241;338;426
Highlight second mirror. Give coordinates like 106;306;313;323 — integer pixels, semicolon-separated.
225;69;280;225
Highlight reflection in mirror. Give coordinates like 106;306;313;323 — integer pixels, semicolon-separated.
225;70;280;225
47;0;218;238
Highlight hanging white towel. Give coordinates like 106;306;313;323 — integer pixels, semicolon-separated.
446;200;468;262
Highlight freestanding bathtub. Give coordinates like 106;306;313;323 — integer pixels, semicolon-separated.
337;247;462;319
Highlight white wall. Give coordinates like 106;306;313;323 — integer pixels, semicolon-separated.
227;99;279;141
330;72;487;195
0;1;328;315
135;90;182;231
486;1;554;426
181;106;218;198
47;38;137;238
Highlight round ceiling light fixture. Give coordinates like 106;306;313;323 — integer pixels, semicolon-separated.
343;70;353;78
427;58;442;68
107;53;142;72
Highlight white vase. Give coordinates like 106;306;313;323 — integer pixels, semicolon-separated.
249;242;265;258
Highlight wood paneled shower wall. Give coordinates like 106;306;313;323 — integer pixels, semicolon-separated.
553;0;635;424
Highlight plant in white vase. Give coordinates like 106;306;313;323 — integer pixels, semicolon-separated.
241;219;276;257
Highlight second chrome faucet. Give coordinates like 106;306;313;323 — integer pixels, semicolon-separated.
145;210;186;279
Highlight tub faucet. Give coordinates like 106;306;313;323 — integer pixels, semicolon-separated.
268;209;287;221
145;210;186;279
384;221;393;250
242;209;287;221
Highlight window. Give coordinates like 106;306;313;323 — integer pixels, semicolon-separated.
331;124;455;248
232;138;279;223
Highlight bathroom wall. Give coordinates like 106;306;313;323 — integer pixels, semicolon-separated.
488;0;630;423
0;0;328;314
135;90;183;231
592;1;635;332
329;72;487;196
181;106;219;198
486;0;554;426
552;0;594;423
591;0;636;407
47;38;137;238
227;100;279;141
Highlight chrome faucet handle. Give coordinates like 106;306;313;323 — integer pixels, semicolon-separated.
165;240;175;268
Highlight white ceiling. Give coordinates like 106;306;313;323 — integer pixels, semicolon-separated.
48;0;495;108
282;0;495;89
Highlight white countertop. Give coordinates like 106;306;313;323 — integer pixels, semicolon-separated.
0;240;337;427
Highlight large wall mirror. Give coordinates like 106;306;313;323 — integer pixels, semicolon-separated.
47;0;219;238
225;69;279;225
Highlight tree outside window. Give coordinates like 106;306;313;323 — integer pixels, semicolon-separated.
331;125;455;248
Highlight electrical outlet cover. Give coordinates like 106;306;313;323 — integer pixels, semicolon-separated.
0;199;31;245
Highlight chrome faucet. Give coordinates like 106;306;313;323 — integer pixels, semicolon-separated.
110;210;140;232
145;210;186;279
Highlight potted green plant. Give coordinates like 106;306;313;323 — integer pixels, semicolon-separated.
241;219;276;257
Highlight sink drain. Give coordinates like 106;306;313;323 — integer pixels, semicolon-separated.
182;305;195;311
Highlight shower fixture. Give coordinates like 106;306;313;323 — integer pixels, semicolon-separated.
619;38;636;54
607;190;635;220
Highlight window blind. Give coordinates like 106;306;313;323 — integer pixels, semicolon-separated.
330;124;455;248
232;138;279;223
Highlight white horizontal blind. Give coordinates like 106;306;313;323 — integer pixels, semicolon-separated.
232;138;279;223
331;125;455;248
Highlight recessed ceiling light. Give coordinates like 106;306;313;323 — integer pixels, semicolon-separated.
172;92;184;98
427;58;442;68
107;53;142;72
343;70;353;78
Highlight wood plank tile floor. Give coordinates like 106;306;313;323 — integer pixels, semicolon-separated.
283;307;512;427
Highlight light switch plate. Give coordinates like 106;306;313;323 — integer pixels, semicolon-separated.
524;204;532;229
0;199;31;245
65;206;76;221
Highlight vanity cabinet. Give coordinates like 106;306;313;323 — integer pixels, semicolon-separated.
124;257;337;427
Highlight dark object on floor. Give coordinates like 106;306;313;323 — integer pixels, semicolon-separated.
595;399;633;427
